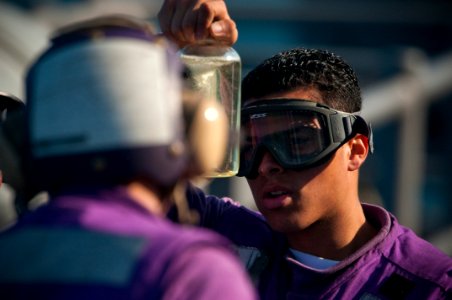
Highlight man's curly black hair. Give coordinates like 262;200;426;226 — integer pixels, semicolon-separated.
241;48;362;113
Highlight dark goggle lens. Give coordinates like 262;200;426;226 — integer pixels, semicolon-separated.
240;111;329;173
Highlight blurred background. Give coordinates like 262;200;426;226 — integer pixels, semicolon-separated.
0;0;451;254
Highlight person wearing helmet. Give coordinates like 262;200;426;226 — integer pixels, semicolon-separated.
0;15;257;300
159;1;452;299
0;92;23;118
0;92;24;188
0;92;25;228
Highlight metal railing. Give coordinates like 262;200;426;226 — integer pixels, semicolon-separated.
362;49;452;234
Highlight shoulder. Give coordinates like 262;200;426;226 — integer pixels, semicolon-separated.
383;216;452;291
160;242;257;300
192;183;277;242
184;183;270;234
139;220;257;299
146;215;231;249
360;204;451;297
185;182;259;215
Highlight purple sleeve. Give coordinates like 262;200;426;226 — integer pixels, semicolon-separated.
175;183;277;249
160;244;258;300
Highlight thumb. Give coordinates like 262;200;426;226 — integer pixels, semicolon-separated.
210;19;238;45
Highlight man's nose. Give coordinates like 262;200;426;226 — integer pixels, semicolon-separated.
257;151;283;176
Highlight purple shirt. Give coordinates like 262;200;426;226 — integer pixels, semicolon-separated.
181;184;452;299
0;187;257;300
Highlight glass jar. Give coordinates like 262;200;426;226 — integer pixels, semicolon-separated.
180;43;241;177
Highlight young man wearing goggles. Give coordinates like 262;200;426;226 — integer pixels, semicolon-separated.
159;1;452;299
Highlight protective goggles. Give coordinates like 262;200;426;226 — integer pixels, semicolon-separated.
237;99;373;178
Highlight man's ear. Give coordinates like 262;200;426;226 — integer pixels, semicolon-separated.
348;134;369;171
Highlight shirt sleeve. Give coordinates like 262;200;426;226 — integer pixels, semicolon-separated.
176;184;275;247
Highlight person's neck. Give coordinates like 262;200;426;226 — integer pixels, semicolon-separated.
287;201;377;261
125;181;170;216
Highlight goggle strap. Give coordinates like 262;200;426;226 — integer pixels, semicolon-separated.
367;123;375;154
347;115;375;154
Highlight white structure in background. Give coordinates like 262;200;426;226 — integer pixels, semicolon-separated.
0;0;162;98
0;3;50;99
361;49;452;255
